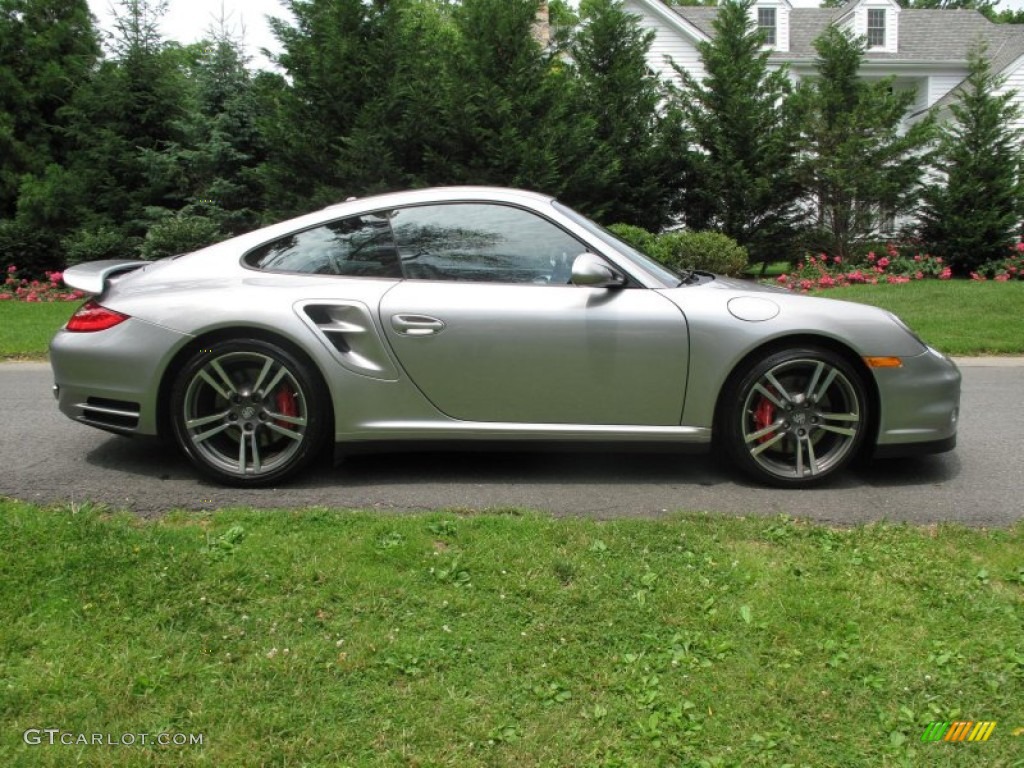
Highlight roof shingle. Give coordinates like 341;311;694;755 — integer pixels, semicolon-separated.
663;3;1024;66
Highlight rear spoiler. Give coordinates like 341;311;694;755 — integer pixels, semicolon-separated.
62;260;149;295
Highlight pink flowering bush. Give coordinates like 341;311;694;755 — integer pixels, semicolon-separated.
774;241;1022;291
1;265;86;302
968;243;1024;282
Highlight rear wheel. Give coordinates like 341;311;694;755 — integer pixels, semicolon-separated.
170;339;329;486
720;347;869;487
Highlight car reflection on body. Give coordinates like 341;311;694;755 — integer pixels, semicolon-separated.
50;186;960;487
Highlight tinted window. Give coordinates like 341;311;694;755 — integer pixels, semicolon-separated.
245;215;400;277
390;203;588;284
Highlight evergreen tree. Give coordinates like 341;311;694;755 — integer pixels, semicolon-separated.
159;17;269;235
0;0;99;218
57;0;189;237
444;0;593;196
340;0;463;192
919;42;1024;275
792;24;934;260
262;0;399;212
672;0;803;266
564;0;680;230
987;8;1024;23
0;0;100;275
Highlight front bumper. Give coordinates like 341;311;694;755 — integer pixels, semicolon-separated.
50;318;192;436
872;346;960;456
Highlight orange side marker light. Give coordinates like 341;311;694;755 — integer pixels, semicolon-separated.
863;356;903;368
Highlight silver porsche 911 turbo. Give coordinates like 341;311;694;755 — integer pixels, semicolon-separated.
50;186;960;488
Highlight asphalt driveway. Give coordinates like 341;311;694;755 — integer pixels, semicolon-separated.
1;359;1021;525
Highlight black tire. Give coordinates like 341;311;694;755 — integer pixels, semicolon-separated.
170;338;329;486
719;346;869;488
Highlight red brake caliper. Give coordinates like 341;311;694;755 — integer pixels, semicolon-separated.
753;396;775;443
275;388;298;429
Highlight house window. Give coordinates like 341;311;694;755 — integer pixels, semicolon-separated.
867;9;886;48
757;8;776;46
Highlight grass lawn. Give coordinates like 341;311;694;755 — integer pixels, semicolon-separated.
744;260;789;278
0;301;74;359
2;499;1023;767
816;281;1024;356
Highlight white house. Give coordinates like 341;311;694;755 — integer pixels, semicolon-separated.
625;0;1024;131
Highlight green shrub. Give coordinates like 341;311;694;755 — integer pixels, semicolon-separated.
607;224;749;276
140;215;224;261
657;231;748;276
62;227;140;266
607;223;662;259
0;218;63;279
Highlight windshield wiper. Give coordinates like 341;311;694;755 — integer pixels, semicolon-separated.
676;269;697;286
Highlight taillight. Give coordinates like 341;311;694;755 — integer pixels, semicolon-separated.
66;300;130;332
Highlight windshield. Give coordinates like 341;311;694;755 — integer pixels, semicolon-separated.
552;201;683;287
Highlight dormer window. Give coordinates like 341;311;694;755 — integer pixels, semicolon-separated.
758;7;777;46
867;8;886;48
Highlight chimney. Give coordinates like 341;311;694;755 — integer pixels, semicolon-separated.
532;1;551;48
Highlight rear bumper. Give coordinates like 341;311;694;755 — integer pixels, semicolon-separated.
50;318;192;436
873;346;960;453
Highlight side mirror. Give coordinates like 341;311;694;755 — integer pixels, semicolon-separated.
570;253;626;288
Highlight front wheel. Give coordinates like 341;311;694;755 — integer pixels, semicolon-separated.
720;347;869;487
170;339;329;486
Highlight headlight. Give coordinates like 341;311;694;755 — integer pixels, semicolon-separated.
886;311;927;351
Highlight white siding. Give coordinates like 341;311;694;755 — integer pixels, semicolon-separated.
996;53;1024;136
928;73;968;107
891;77;928;116
778;4;791;53
625;0;706;87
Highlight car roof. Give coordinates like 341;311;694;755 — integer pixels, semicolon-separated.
213;186;559;258
317;186;556;215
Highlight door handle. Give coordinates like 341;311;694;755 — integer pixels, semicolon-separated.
391;314;446;336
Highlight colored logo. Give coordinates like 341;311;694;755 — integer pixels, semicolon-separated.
921;721;996;742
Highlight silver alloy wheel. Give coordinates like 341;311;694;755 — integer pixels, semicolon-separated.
740;357;862;481
181;351;309;477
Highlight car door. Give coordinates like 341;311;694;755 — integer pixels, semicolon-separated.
379;202;690;426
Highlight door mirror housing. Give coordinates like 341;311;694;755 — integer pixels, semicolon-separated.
571;253;626;288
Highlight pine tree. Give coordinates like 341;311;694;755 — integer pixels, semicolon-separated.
162;17;269;235
262;0;399;211
340;0;463;192
919;42;1024;275
58;0;189;236
564;0;680;230
793;24;934;260
672;0;803;266
0;0;99;218
0;0;100;276
444;0;589;196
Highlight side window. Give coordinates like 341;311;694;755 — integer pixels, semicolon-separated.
245;215;400;278
390;203;588;284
